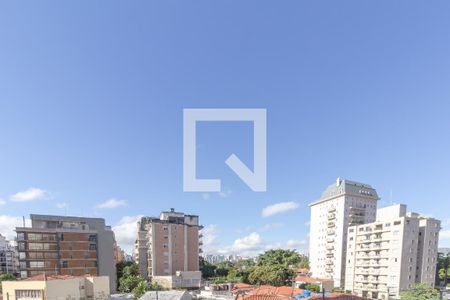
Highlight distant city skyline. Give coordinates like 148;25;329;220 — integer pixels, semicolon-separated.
1;1;450;257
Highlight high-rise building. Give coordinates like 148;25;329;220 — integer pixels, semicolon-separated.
345;204;440;299
15;214;117;292
0;234;18;276
135;208;202;289
309;178;379;287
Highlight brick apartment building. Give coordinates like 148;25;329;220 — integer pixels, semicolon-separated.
15;214;116;291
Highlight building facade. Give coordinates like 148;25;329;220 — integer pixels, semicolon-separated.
1;274;110;300
0;234;18;276
135;209;202;288
345;204;440;299
309;179;379;287
15;214;116;292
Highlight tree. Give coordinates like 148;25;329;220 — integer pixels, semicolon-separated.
438;268;450;280
248;264;293;286
400;283;438;300
132;280;149;299
256;249;302;268
199;256;217;279
118;263;146;293
247;249;304;286
437;251;450;287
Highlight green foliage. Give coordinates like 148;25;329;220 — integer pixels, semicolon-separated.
303;283;320;292
132;280;149;299
117;261;138;282
214;277;227;284
436;252;450;286
400;283;438;300
248;264;293;286
247;249;306;286
117;262;148;294
148;281;163;291
200;256;217;279
300;283;320;293
0;274;16;293
256;249;302;268
199;250;308;286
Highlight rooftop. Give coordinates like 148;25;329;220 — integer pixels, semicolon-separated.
310;178;379;206
140;290;189;300
23;274;94;281
294;276;333;283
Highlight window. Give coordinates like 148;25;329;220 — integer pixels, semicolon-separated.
89;244;97;250
17;233;25;241
19;252;26;259
18;242;25;250
61;261;68;268
28;243;53;250
29;261;44;268
16;290;42;298
88;235;97;242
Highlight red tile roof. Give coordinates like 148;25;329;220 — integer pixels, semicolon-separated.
231;283;256;294
232;284;370;300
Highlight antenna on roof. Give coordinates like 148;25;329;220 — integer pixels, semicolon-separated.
23;216;25;227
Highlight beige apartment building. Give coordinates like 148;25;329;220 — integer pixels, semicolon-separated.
345;204;440;300
1;274;110;300
309;178;379;288
135;209;202;289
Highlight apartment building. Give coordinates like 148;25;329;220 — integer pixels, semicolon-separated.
135;209;202;288
0;234;18;276
15;214;116;292
345;204;440;300
309;178;379;287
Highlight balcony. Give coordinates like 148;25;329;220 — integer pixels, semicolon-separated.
326;245;334;250
327;222;335;228
328;213;336;220
328;207;336;213
326;260;334;265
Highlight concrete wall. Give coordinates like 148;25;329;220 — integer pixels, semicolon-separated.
2;281;45;300
2;277;110;300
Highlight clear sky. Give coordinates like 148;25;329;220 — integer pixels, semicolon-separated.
1;1;450;255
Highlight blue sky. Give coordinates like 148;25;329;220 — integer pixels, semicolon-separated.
1;1;450;255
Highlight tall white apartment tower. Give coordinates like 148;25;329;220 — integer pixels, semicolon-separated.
309;178;379;287
345;204;440;299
